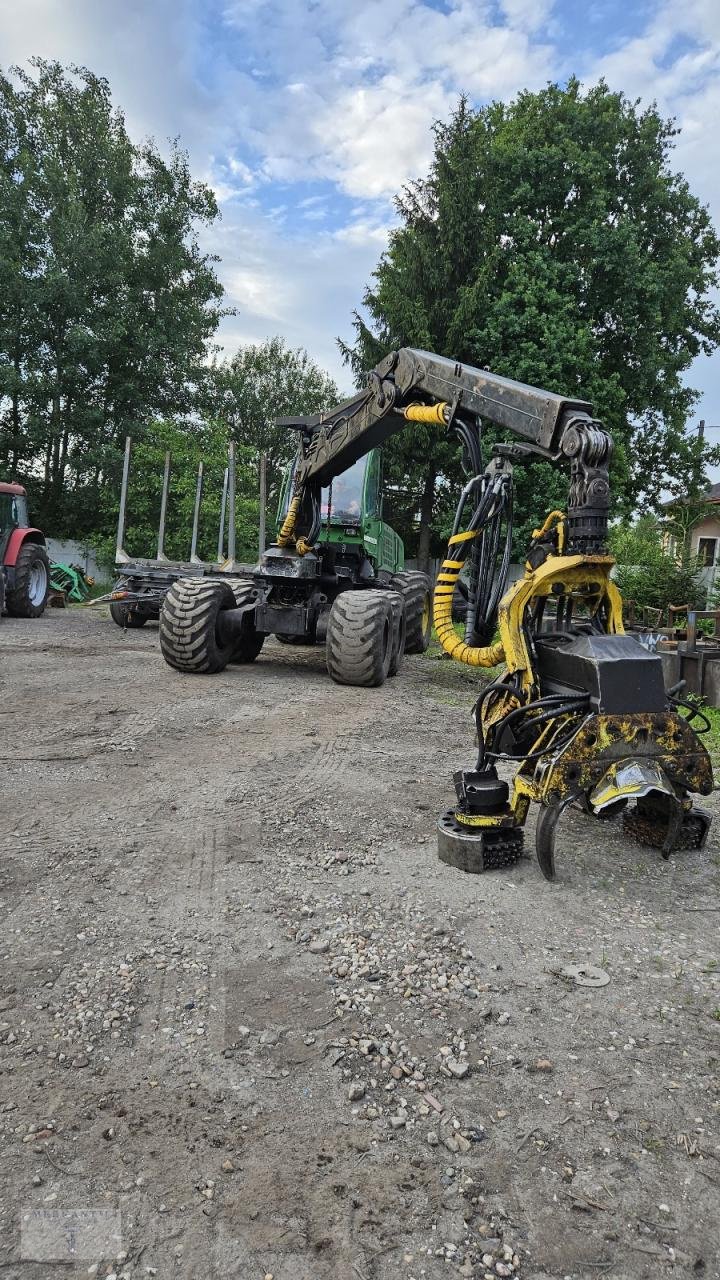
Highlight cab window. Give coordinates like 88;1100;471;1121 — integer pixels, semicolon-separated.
321;458;364;524
0;494;20;533
363;450;381;518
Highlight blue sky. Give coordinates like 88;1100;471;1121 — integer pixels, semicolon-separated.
2;0;719;432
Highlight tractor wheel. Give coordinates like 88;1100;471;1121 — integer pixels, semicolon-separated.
109;602;147;628
389;571;432;653
5;543;50;618
160;579;239;674
325;589;394;688
387;590;406;677
228;582;264;664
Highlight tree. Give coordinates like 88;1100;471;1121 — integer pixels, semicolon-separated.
0;59;225;536
211;336;339;523
343;83;720;568
610;515;704;616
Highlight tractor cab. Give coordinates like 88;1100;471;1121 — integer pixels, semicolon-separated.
277;448;403;579
0;483;29;548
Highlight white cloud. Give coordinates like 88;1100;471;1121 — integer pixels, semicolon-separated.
210;210;389;387
500;0;556;34
222;0;557;197
1;0;719;417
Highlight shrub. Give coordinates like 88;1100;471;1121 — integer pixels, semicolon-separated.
610;516;705;617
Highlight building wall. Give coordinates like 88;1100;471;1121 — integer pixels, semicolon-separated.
691;514;720;561
45;538;104;583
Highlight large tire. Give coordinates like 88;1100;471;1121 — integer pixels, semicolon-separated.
160;579;239;674
110;601;148;629
5;543;50;618
389;571;432;654
325;590;394;688
387;591;406;677
228;582;264;664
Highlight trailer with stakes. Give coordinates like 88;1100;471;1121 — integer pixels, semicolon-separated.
94;436;254;627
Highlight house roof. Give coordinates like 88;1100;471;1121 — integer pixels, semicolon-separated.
0;482;26;496
705;482;720;503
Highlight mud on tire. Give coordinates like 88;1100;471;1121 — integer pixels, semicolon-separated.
160;579;241;674
5;543;50;618
389;570;432;654
325;589;394;687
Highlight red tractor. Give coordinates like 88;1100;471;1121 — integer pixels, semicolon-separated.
0;482;50;619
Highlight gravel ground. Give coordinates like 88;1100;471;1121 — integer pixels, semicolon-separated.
1;607;719;1280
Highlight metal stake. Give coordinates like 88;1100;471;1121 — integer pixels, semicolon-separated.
259;452;267;556
116;436;132;565
227;441;236;568
157;451;171;561
217;466;228;562
190;461;204;564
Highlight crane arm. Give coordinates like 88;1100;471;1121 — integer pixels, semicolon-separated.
279;348;612;553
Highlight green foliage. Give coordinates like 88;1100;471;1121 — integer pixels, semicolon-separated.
343;82;720;564
0;59;225;537
91;418;261;570
209;336;339;519
610;516;705;615
663;495;718;559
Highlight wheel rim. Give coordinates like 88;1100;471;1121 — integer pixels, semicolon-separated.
29;559;48;606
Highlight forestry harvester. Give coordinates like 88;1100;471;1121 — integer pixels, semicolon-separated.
157;350;713;880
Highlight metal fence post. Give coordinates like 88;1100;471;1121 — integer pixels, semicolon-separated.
157;451;171;561
115;436;132;565
190;462;204;564
259;453;267;557
227;441;236;569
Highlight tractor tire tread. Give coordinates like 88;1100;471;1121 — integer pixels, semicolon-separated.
159;578;237;674
110;601;148;628
325;590;394;687
5;543;50;618
389;571;432;653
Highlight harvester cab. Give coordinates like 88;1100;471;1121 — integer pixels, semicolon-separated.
0;482;50;620
276;448;404;583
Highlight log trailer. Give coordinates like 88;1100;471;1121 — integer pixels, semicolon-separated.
95;439;255;629
159;349;713;879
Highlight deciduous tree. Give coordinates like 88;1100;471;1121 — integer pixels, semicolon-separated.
343;82;720;567
0;59;225;536
211;336;339;520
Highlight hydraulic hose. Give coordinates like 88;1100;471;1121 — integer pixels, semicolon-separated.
433;531;505;667
277;495;301;547
433;472;512;668
476;690;589;769
403;402;450;425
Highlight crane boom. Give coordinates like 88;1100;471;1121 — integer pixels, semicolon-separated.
280;347;612;554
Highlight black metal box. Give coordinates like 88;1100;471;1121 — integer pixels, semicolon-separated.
536;633;667;713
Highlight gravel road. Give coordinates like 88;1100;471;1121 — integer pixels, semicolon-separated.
1;607;719;1280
